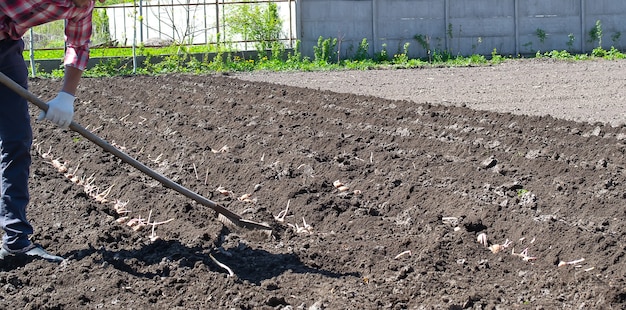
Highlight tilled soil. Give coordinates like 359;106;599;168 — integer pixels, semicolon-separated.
0;59;625;309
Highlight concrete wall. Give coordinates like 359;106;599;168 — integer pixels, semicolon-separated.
297;0;626;60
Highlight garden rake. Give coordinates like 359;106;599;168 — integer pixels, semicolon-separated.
0;72;272;232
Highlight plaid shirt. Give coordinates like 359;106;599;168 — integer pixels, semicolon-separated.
0;0;95;70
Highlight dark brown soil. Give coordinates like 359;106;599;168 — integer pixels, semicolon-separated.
1;59;625;309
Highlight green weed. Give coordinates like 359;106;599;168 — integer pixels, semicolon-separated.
354;38;370;61
374;43;388;62
566;33;575;51
19;30;626;78
536;28;547;44
517;189;529;197
392;42;410;65
490;48;505;64
589;20;603;47
313;36;338;64
414;34;432;62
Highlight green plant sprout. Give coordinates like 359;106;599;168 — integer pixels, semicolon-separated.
566;33;575;51
490;48;505;64
313;36;338;64
517;189;529;197
393;42;410;65
414;34;431;62
354;38;369;61
375;43;388;62
588;20;603;47
536;28;547;44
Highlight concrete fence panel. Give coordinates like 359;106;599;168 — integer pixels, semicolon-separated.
375;0;445;58
584;0;626;51
298;0;374;59
517;0;582;54
447;0;515;56
298;0;626;60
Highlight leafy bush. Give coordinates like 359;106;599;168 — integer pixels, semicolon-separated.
354;38;370;61
313;36;338;64
226;1;283;56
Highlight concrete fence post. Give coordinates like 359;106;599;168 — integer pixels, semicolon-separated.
372;0;378;56
580;0;585;52
444;0;449;53
514;0;519;56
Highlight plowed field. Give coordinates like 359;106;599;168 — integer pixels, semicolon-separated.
1;59;625;309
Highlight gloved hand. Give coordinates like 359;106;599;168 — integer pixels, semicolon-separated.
38;91;75;128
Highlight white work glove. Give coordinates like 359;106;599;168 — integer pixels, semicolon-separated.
38;91;75;128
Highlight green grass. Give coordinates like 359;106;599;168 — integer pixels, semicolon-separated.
25;45;217;60
27;41;626;79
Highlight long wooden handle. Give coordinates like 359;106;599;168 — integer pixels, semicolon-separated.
0;72;271;231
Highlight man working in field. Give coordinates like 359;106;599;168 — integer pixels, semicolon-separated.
0;0;104;263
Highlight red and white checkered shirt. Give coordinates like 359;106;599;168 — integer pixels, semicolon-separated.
0;0;95;70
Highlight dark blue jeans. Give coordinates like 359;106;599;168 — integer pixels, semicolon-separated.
0;38;33;250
